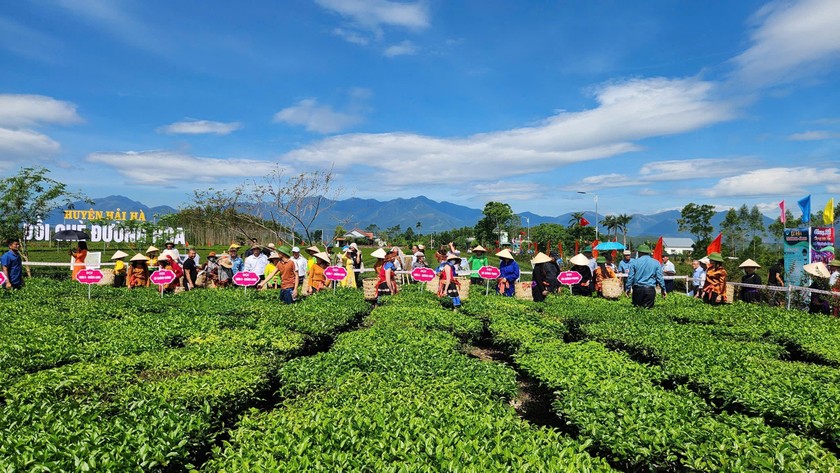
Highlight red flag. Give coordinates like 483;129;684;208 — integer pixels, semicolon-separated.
653;236;664;263
574;241;579;254
592;239;599;258
779;201;786;224
580;217;590;227
557;241;563;258
707;233;722;255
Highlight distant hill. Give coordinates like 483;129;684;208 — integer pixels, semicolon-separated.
47;195;775;239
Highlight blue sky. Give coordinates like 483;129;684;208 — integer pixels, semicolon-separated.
1;0;839;218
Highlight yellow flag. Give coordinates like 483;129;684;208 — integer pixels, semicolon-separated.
825;198;835;225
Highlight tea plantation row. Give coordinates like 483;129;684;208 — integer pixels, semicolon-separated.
4;281;840;471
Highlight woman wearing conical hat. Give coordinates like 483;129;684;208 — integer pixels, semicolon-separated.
496;249;519;297
531;252;558;302
111;250;129;288
804;262;831;315
738;259;762;303
127;254;150;289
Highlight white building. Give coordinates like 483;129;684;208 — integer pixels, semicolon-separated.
663;237;694;255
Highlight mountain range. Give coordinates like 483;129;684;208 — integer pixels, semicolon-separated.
47;195;776;240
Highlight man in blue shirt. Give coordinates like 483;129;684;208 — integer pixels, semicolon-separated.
2;238;24;289
617;250;633;276
626;244;666;308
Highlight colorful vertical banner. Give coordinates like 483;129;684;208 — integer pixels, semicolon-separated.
812;227;835;264
824;198;835;225
779;200;786;224
798;195;811;224
783;228;810;286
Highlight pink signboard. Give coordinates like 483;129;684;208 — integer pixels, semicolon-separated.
0;272;6;286
478;266;501;280
324;266;348;281
76;269;104;285
411;267;436;282
233;271;260;286
150;270;177;286
558;271;583;285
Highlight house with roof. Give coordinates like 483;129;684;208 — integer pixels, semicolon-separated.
662;237;694;255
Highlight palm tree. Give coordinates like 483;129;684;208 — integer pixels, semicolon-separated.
600;215;618;241
615;213;633;246
569;212;585;227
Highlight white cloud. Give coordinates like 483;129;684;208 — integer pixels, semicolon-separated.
283;77;734;185
315;0;430;31
86;150;276;186
733;0;840;86
273;98;363;134
703;167;840;197
577;173;644;188
638;157;758;181
384;40;418;57
332;28;370;45
787;130;840;141
0;128;61;169
458;181;546;202
0;94;82;127
157;119;242;135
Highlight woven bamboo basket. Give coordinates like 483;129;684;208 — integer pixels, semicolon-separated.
602;278;623;299
95;268;115;286
363;278;378;301
515;281;534;301
725;283;735;304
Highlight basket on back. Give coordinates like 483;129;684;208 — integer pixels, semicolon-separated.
363;278;378;301
601;278;623;299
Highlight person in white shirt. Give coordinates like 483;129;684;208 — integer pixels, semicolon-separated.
662;255;676;293
829;259;840;289
291;247;309;289
243;245;268;281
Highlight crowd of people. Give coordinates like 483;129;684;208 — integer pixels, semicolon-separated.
3;236;839;315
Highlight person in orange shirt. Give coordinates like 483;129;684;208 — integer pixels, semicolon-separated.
70;241;88;281
702;252;728;305
127;253;150;289
306;252;331;294
593;255;617;297
260;245;298;303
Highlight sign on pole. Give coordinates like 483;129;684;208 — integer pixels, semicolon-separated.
76;269;104;300
324;266;348;281
558;270;582;294
150;269;177;297
478;266;501;295
0;272;6;287
410;267;435;282
233;271;260;294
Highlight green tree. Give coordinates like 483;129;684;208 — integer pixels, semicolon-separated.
600;215;618;240
568;212;585;227
0;166;88;258
615;213;633;246
720;208;746;257
530;223;568;250
678;203;715;254
475;202;519;245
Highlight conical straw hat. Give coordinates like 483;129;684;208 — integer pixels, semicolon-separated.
804;262;830;278
495;249;514;260
129;253;149;262
531;252;552;264
739;259;761;268
569;253;590;266
111;250;128;260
